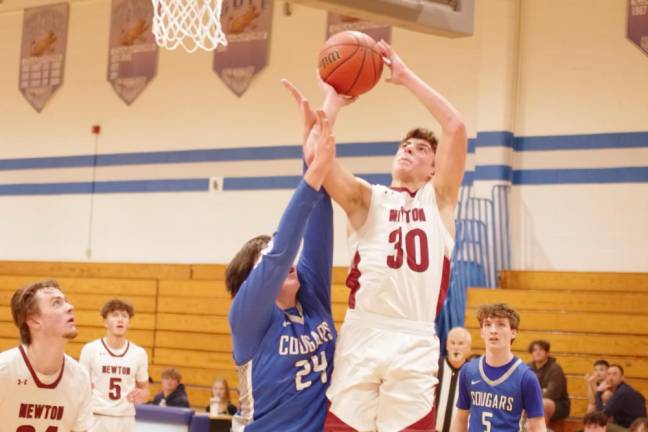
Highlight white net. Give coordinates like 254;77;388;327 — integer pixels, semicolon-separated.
151;0;227;53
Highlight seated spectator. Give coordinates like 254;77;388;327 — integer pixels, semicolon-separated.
206;378;237;416
586;360;612;413
630;418;648;432
151;367;190;408
596;364;647;429
528;340;571;425
435;327;472;432
584;411;609;432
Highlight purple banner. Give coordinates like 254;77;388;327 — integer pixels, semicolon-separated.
326;14;391;44
628;0;648;57
19;3;69;112
213;0;273;97
108;0;158;105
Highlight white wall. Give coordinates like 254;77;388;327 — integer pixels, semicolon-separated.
0;0;646;271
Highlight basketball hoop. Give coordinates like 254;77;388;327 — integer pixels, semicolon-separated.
151;0;227;53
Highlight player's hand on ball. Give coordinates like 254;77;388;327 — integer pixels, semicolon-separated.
376;40;410;86
316;70;357;111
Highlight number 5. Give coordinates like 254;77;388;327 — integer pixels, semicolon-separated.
481;411;493;432
109;377;122;400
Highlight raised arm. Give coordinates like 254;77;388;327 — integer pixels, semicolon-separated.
228;112;335;364
375;40;467;215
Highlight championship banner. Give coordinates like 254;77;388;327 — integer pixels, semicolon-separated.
628;0;648;57
19;3;69;112
213;0;273;97
108;0;158;105
326;14;391;44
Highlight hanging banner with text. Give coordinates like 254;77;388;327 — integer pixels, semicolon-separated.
108;0;158;105
19;3;69;112
628;0;648;57
326;14;391;44
213;0;273;97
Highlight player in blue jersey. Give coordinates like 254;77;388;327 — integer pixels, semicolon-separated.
226;109;337;432
451;303;546;432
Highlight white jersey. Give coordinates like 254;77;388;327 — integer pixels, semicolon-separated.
346;183;454;322
79;338;148;417
0;345;92;432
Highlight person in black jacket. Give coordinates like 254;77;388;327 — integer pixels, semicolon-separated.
528;340;571;425
151;367;190;408
596;364;646;428
206;378;237;416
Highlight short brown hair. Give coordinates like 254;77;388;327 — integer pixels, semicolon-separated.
583;411;608;426
100;299;134;319
161;367;182;382
225;235;271;298
476;303;520;331
630;417;648;432
402;128;438;153
11;279;61;345
528;339;550;353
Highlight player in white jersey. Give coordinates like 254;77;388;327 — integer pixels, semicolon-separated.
80;299;149;432
284;39;466;430
0;279;93;432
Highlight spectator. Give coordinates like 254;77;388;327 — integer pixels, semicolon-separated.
583;411;608;432
151;367;190;408
586;360;611;413
596;364;647;428
630;418;648;432
527;340;571;425
206;378;237;416
434;327;472;432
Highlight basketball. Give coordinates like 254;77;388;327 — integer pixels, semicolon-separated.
318;30;384;97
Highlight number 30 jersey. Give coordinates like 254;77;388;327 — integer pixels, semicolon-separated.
347;183;454;323
79;338;149;417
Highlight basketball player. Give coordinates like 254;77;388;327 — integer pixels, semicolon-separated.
285;39;467;430
450;304;545;432
226;110;337;431
79;299;149;432
0;280;93;431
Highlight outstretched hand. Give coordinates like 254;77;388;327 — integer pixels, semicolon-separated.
375;39;410;86
281;79;317;165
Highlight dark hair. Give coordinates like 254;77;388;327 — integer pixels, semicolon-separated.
583;411;608;426
161;367;182;382
476;303;520;331
594;359;610;368
225;235;271;298
100;299;134;319
528;340;550;354
630;417;648;432
11;280;61;345
402;128;438;153
608;364;625;376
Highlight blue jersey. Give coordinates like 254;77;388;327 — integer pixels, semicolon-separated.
456;356;544;432
229;180;336;432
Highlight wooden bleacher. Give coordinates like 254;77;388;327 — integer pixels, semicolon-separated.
1;261;647;430
467;271;648;432
0;260;351;411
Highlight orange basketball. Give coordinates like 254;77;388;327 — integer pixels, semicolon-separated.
318;31;384;97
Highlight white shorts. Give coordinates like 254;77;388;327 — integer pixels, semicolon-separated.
326;309;440;431
90;414;136;432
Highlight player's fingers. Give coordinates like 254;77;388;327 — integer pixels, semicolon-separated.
280;79;304;105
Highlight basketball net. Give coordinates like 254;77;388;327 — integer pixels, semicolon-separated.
151;0;227;53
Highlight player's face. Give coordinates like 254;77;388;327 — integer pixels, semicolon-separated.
605;366;624;388
104;309;130;337
593;364;608;382
584;424;606;432
480;316;516;351
278;265;300;300
392;138;435;183
446;333;471;362
530;345;549;363
30;287;77;341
